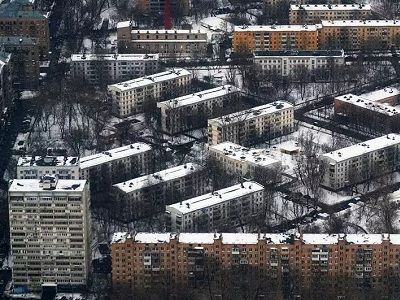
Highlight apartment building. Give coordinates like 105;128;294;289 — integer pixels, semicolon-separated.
8;176;90;291
0;50;12;113
208;101;295;146
0;36;39;89
108;68;191;117
289;4;372;25
321;134;400;190
254;49;344;76
135;0;190;16
117;24;207;58
157;85;241;134
334;94;400;133
80;143;153;193
233;25;320;53
17;156;80;179
70;53;159;85
209;141;281;181
112;163;207;221
166;181;265;232
319;20;400;50
0;0;49;59
111;232;400;294
360;86;400;106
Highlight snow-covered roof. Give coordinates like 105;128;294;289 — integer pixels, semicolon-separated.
131;29;207;35
17;156;79;167
209;141;280;167
111;232;399;245
113;163;203;194
80;143;151;170
108;68;191;92
209;101;293;126
167;181;264;215
9;179;87;192
234;24;321;32
71;53;159;62
117;21;131;29
322;134;400;163
290;4;371;11
321;19;400;27
335;94;400;116
360;86;400;103
157;85;239;109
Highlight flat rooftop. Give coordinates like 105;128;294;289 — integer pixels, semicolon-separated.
335;94;400;116
0;35;35;46
321;19;400;27
111;232;398;245
209;141;280;167
322;134;400;163
80;143;151;170
108;68;191;92
17;156;79;167
290;4;371;11
113;163;203;193
157;85;240;109
209;101;293;126
167;181;264;214
360;86;400;102
235;24;321;32
9;179;87;192
254;49;344;57
131;29;206;35
71;53;159;62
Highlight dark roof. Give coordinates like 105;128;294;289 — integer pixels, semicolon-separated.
0;0;46;19
0;35;36;45
254;49;344;57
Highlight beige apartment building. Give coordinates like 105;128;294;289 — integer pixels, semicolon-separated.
108;68;191;117
157;85;241;134
209;141;282;181
166;181;265;232
111;232;400;296
8;176;90;291
321;134;400;190
112;163;207;221
289;4;372;25
208;101;294;146
117;23;207;59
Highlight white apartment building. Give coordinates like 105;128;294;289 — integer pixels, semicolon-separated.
17;156;80;180
208;101;294;146
209;141;282;181
289;4;372;24
70;53;159;85
112;163;207;221
166;181;265;232
80;143;153;191
8;176;90;291
108;68;192;117
254;49;345;76
321;134;400;190
157;85;241;134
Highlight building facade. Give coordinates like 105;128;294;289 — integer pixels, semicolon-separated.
70;53;159;85
0;0;49;59
318;20;400;50
166;181;265;232
208;101;295;146
17;156;80;179
111;233;400;295
112;163;207;221
0;50;12;114
209;141;281;181
108;68;191;117
0;36;39;89
157;85;241;134
334;94;400;133
233;25;320;53
321;134;400;190
254;49;345;76
289;4;372;25
117;25;207;58
8;176;90;291
135;0;190;16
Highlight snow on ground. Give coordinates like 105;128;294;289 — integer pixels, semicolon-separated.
193;66;243;88
20;90;38;100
